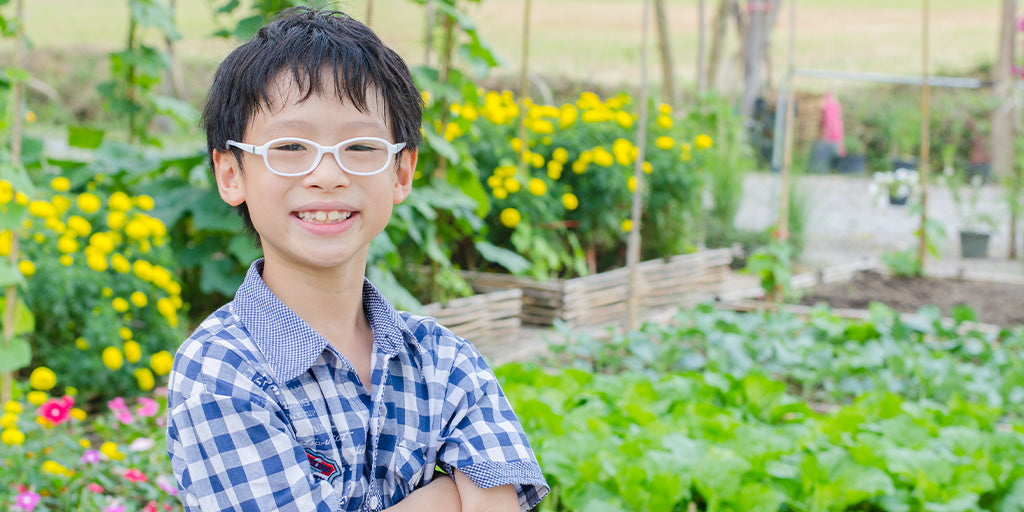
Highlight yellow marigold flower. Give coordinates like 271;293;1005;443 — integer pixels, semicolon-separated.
571;160;588;175
576;91;601;109
151;350;174;376
146;216;167;238
622;219;634;232
26;391;47;406
100;441;124;460
528;178;547;196
656;136;675;151
656;115;673;129
491;186;508;199
0;414;15;428
101;287;113;297
658;103;673;115
18;260;35;277
66;215;91;237
499;208;521;229
461;104;479;121
167;281;182;296
57;236;79;254
541;136;552;146
79;438;91;448
130;291;147;308
530;153;544;169
695;134;714;150
64;386;77;396
25;110;36;123
75;337;89;350
0;181;12;205
552;147;569;164
643;161;653;174
628;176;637;193
70;408;86;421
111;297;129;313
76;192;101;213
157;297;176;318
4;401;21;414
558;105;578;129
547;161;563;180
51;195;71;215
531;119;554;135
107;211;127;230
613;139;635;166
86;253;108;272
134;368;155;391
50;176;71;192
14;192;28;206
45;217;65;234
108;191;132;211
123;340;142;364
486;175;502;189
119;327;133;340
102;346;124;370
510;137;523;155
31;232;44;244
562;193;579;211
443;122;462;141
28;200;56;218
29;367;57;391
1;428;25;446
111;253;131;274
503;177;521;194
149;266;172;289
88;232;114;254
134;194;155;211
495;165;516;178
593;147;614;167
0;231;11;257
615;110;633;129
42;460;72;477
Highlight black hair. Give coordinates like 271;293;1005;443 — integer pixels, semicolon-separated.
202;7;423;234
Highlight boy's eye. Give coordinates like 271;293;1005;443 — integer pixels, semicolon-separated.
344;143;379;152
271;142;307;152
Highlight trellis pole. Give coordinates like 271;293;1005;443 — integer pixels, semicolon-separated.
2;0;24;405
515;0;533;177
773;0;796;303
916;0;931;268
626;0;652;329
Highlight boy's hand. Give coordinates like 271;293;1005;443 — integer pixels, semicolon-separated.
453;469;519;512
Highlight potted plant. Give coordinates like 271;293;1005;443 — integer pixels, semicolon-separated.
944;166;998;258
870;167;919;206
886;105;919;172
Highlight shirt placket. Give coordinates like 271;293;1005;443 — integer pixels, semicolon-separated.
364;350;395;512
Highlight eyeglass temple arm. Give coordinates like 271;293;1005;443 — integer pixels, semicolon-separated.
226;141;258;154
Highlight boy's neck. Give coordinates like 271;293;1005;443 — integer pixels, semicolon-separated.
261;257;373;351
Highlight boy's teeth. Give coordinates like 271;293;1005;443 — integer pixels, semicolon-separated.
299;210;351;224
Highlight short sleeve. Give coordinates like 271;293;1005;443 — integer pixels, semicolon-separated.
166;342;341;512
437;343;549;511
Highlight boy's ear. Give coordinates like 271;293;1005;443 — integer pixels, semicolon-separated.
392;148;417;205
212;149;246;207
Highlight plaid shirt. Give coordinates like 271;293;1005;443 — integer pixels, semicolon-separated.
167;260;548;511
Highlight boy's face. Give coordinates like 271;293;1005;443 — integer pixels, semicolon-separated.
212;76;415;274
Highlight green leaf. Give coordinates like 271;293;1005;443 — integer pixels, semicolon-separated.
0;259;23;288
129;0;181;39
68;125;105;149
0;336;30;373
233;15;264;40
474;241;530;274
151;94;200;127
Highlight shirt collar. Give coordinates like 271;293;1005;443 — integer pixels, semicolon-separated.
233;259;414;383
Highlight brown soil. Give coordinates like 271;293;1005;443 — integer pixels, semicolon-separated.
798;271;1024;327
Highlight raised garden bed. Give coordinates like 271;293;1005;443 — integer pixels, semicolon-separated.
465;248;734;328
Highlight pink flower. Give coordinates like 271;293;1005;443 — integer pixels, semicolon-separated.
104;503;126;512
14;489;41;512
107;397;127;413
115;410;134;425
88;483;105;493
123;468;148;483
143;501;158;512
81;449;101;464
136;397;159;417
38;397;72;426
1018;15;1024;31
157;476;179;496
129;437;155;452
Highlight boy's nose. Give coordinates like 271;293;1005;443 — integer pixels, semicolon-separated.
303;151;352;188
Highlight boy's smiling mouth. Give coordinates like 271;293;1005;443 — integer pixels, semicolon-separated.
295;210;354;224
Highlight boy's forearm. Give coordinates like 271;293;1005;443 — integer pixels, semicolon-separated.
384;472;461;512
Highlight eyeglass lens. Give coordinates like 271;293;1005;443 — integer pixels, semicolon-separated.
266;138;392;175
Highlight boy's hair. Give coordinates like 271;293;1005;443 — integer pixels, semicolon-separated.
202;7;423;233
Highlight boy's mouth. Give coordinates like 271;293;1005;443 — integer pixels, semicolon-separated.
295;210;354;224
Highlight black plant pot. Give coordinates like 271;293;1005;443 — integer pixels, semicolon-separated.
890;157;917;172
889;193;909;206
966;162;992;184
959;230;990;259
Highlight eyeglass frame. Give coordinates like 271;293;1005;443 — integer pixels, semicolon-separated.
224;136;408;177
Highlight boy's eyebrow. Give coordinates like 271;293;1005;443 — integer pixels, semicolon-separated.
262;118;389;136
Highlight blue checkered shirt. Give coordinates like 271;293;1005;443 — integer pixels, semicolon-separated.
167;260;548;511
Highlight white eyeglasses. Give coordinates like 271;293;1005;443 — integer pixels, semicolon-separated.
225;137;407;177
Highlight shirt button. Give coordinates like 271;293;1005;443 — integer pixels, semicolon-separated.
369;495;382;510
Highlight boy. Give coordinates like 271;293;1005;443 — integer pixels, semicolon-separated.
166;7;548;512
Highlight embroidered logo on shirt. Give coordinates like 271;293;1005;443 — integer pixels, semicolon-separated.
305;449;340;482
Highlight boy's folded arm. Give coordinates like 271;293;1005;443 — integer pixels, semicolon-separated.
384;471;462;512
452;469;519;512
168;389;340;512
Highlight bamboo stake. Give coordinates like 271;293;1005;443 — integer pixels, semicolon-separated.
627;0;652;329
653;0;675;107
697;0;707;92
2;0;25;405
772;0;796;303
516;0;533;177
365;0;374;28
916;0;931;269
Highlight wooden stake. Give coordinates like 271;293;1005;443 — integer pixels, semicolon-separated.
772;0;796;303
2;0;25;405
916;0;931;269
627;0;652;329
516;0;533;177
653;0;676;107
697;0;707;92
